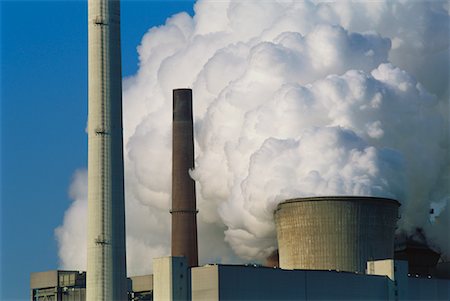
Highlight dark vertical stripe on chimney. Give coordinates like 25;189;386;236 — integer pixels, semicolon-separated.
171;88;199;267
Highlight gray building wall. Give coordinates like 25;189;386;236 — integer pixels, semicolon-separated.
191;264;450;301
192;265;390;300
408;277;450;300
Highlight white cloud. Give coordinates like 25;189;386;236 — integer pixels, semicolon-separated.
56;0;449;274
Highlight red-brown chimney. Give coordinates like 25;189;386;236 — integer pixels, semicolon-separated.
171;88;198;267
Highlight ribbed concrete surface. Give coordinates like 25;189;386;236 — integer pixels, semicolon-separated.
275;196;399;273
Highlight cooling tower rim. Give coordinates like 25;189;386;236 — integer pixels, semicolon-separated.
276;195;400;211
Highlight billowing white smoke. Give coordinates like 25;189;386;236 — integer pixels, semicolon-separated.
55;169;88;269
56;0;449;274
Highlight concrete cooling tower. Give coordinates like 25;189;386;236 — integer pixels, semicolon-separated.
274;196;400;273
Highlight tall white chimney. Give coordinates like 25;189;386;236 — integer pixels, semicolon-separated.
86;0;127;300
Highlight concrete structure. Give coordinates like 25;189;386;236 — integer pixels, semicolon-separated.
86;0;127;300
171;89;198;267
191;262;450;301
274;196;400;273
30;271;153;301
153;257;189;301
192;264;379;300
129;275;153;301
367;259;408;299
30;270;86;301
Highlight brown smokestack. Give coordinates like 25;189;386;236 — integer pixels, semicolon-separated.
171;88;198;267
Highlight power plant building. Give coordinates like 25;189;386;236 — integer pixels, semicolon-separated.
31;0;450;298
32;192;449;300
31;260;450;300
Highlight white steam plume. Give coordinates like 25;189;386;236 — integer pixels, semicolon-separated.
55;169;88;269
56;0;449;274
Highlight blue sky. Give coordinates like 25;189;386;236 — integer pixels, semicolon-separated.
1;1;195;299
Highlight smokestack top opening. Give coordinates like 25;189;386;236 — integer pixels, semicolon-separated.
173;89;193;122
173;88;192;92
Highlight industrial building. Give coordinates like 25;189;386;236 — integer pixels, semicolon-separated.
31;187;450;300
31;192;450;300
30;271;152;301
31;258;450;300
